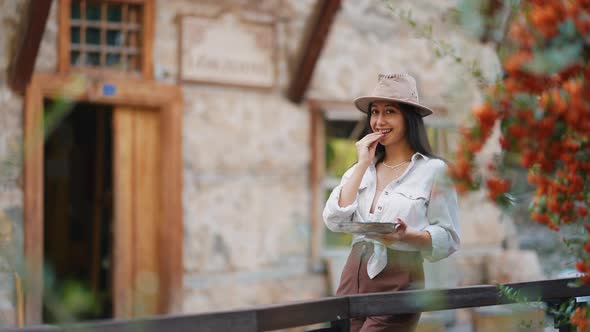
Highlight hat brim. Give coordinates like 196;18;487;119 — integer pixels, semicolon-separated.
353;96;434;117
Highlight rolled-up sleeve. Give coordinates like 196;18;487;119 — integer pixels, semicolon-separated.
421;162;461;262
322;165;359;232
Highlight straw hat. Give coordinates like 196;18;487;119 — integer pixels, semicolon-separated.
353;73;433;117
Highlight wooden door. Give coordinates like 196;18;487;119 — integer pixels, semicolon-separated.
113;107;161;318
25;73;183;325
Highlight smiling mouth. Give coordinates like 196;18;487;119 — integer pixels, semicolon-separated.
378;129;392;135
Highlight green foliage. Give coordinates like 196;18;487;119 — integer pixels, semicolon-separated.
44;273;102;323
326;138;358;178
546;299;579;328
498;284;541;304
498;284;579;328
527;42;584;75
324;186;353;247
324;230;352;247
43;98;76;139
524;18;585;75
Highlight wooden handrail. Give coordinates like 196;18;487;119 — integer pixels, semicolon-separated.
2;278;589;332
349;277;589;317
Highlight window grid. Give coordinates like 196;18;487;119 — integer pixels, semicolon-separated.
99;2;106;66
70;0;143;72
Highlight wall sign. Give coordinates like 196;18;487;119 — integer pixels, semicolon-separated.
179;12;276;89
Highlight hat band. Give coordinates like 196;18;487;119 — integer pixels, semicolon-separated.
370;94;418;104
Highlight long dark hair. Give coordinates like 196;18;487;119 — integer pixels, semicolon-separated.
366;102;440;162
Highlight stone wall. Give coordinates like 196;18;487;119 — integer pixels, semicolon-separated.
0;0;30;326
152;0;328;312
309;0;501;121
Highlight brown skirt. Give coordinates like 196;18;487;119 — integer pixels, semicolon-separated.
336;241;425;332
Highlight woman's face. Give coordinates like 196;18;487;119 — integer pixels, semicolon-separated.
369;101;407;146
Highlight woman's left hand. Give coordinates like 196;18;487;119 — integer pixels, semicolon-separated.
367;218;410;246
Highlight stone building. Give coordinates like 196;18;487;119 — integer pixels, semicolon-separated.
0;0;545;330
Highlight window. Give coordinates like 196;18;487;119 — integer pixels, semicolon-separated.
59;0;154;77
324;117;366;247
424;115;456;160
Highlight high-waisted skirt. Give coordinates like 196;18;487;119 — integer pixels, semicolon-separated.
336;241;425;332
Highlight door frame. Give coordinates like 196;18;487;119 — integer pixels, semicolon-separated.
24;72;183;324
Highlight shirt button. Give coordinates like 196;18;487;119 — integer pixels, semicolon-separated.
384;191;389;195
377;206;382;211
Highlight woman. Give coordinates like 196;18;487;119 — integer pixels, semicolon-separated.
323;73;460;332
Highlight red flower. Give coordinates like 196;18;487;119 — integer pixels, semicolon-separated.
577;261;587;273
472;104;497;128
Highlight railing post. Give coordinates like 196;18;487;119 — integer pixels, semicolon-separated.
306;318;349;332
330;318;350;331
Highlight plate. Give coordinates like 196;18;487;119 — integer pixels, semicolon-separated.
334;222;398;234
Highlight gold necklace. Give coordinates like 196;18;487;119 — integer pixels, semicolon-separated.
381;160;410;170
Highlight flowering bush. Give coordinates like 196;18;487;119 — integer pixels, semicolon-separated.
449;0;590;328
572;306;590;331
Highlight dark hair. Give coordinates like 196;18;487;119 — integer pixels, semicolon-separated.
366;102;440;162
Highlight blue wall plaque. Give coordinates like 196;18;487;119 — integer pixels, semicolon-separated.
102;84;116;96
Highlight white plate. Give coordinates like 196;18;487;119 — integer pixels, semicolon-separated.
334;222;398;234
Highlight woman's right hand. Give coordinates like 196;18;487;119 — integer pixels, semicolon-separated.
338;132;384;208
355;132;384;166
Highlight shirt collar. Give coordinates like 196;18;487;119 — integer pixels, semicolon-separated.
372;151;429;165
412;152;429;161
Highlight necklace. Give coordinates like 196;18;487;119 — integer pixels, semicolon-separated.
382;160;410;170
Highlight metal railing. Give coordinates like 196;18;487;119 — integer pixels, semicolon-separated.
2;278;589;332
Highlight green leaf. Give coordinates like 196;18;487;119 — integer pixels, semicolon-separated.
533;106;545;121
513;93;538;109
558;19;577;39
525;42;584;75
326;138;358;178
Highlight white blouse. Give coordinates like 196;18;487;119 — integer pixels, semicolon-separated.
322;152;460;279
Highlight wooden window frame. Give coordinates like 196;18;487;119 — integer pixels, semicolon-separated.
423;109;455;160
307;99;365;270
58;0;154;79
24;72;182;324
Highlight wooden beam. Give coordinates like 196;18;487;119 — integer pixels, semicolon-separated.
308;109;325;272
113;108;135;319
8;0;53;94
287;0;341;104
142;0;155;79
158;99;184;313
23;75;44;325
